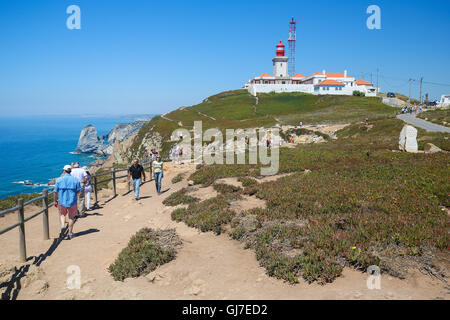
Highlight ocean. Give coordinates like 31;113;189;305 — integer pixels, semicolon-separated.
0;115;152;200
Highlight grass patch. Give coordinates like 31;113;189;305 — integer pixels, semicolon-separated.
171;173;184;184
108;228;181;281
171;195;235;234
417;108;449;127
238;177;258;187
162;188;199;207
213;183;242;194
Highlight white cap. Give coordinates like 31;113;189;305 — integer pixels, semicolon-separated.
63;165;72;171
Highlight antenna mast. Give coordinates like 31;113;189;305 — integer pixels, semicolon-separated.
288;17;297;76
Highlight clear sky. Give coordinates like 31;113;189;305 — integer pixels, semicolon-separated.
1;0;449;115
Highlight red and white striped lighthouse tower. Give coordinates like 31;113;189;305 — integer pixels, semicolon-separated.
273;41;289;78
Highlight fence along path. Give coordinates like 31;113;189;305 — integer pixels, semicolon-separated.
0;161;152;262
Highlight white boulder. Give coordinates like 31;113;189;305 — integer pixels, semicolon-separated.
399;125;418;153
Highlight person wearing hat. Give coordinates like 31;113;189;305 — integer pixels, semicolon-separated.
54;165;82;240
82;166;93;211
70;162;88;217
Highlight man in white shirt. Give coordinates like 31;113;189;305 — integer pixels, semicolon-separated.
70;162;88;217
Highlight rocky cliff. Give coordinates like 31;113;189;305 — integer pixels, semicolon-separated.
75;121;147;157
103;121;147;144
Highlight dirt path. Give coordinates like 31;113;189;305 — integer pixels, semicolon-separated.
197;111;216;121
0;163;448;300
160;113;174;122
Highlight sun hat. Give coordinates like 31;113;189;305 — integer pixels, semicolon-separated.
63;165;72;172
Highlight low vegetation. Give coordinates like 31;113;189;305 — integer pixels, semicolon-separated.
162;188;199;207
181;117;449;284
108;228;181;281
238;177;258;187
171;194;237;235
128;90;400;160
0;192;55;211
171;173;184;184
213;183;242;194
417;108;449;127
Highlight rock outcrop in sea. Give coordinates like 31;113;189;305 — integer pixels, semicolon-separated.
75;125;106;155
75;121;147;156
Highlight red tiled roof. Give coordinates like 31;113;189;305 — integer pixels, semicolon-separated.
292;73;305;78
314;80;345;87
356;80;373;85
326;72;351;78
258;73;273;78
310;72;352;78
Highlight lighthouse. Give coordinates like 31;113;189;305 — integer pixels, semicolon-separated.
272;41;289;78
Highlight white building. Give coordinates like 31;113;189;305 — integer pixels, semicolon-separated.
439;94;450;107
246;41;378;97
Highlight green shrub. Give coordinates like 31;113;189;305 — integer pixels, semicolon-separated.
108;228;180;281
238;177;258;187
162;188;199;207
171;173;184;184
170;195;235;235
213;183;242;194
353;90;365;97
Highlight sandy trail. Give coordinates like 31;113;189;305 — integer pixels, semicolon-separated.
0;163;448;300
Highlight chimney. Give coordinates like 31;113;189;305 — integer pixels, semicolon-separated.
344;70;347;78
322;70;326;75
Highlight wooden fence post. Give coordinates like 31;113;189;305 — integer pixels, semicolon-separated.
42;190;49;240
149;161;152;180
112;168;117;196
17;198;27;262
94;175;98;205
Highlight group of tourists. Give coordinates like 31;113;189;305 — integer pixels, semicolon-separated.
170;144;184;165
53;152;164;240
401;105;422;114
127;152;164;200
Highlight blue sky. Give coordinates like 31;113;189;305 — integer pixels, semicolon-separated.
1;0;449;115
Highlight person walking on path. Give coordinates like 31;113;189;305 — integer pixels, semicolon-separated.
70;162;88;217
54;165;81;240
83;166;92;211
152;155;164;195
128;159;146;200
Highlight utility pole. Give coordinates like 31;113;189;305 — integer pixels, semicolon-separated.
408;78;414;106
376;69;379;96
419;77;423;105
371;73;373;84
